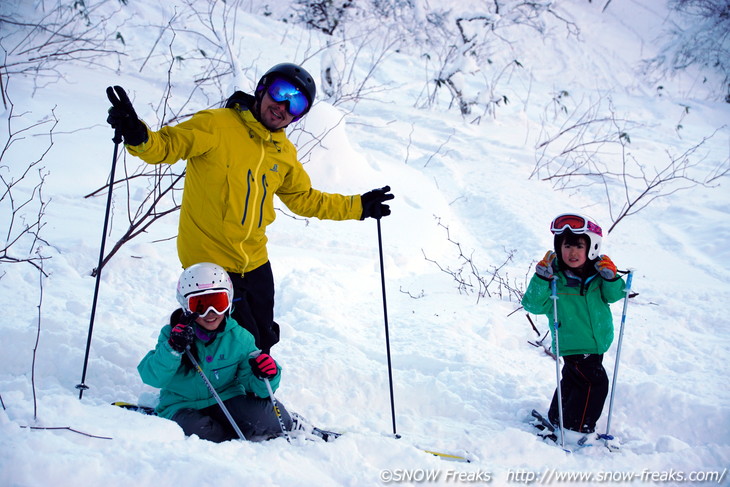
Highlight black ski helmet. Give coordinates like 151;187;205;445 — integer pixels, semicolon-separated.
255;62;316;120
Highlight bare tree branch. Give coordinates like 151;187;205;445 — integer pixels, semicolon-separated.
0;95;53;275
532;95;729;232
422;217;526;303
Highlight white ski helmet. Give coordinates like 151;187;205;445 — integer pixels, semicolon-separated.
550;213;603;261
176;263;234;314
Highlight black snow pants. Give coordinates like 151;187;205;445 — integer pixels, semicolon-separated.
172;394;292;442
548;353;609;433
228;261;280;354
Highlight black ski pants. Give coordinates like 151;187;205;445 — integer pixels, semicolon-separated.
172;394;293;443
548;353;609;433
228;262;280;353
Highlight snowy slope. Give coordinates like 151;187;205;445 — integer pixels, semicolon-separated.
1;1;728;486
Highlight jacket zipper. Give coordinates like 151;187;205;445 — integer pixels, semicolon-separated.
258;174;268;228
241;169;254;225
240;138;267;239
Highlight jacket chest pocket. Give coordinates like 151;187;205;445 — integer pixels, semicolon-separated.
210;362;237;387
240;170;285;229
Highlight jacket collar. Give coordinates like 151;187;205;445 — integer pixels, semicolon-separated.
226;91;288;143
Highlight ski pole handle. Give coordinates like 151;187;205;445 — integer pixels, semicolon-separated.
623;269;634;296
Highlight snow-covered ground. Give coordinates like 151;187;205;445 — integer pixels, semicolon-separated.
1;1;728;486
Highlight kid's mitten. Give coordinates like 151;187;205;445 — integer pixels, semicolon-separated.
536;250;557;280
595;254;617;280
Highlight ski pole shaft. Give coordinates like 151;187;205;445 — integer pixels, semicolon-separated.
250;351;291;443
605;270;634;440
185;348;246;440
551;277;566;450
377;218;398;438
77;129;122;399
263;378;291;444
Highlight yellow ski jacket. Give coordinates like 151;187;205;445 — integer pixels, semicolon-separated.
127;106;363;274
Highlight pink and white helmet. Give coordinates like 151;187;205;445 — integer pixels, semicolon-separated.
550;213;603;260
175;263;234;314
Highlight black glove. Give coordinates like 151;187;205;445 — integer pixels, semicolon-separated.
168;313;197;353
249;353;278;379
106;86;149;146
360;185;394;220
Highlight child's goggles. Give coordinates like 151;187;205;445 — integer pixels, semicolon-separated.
550;213;603;237
186;290;230;316
267;78;310;117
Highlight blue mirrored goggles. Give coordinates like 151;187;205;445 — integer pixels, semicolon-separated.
266;78;310;117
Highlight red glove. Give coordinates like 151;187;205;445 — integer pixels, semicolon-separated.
249;353;278;379
595;255;617;280
536;250;557;280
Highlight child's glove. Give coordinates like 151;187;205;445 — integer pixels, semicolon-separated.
249;353;278;379
595;254;617;280
535;250;557;280
168;323;195;353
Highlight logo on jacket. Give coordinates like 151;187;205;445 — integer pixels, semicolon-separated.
270;164;279;173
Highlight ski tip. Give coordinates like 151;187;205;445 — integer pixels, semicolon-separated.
312;427;342;442
111;401;157;415
422;449;472;463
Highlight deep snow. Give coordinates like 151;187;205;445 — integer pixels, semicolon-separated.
1;1;729;486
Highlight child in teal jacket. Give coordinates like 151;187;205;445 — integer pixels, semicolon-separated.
139;263;300;442
522;214;625;434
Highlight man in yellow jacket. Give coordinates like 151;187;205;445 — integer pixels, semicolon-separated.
106;62;394;353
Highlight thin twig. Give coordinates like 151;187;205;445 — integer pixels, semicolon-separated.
20;425;112;440
32;249;45;420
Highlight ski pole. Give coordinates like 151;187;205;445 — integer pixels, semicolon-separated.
263;377;291;444
250;351;291;443
185;347;246;440
76;127;122;399
550;277;567;450
377;218;399;438
604;270;634;444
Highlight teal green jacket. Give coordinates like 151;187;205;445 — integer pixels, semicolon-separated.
138;316;281;419
522;270;626;356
